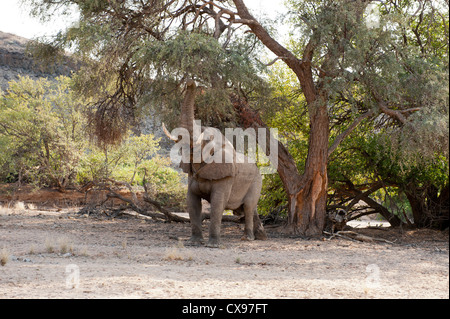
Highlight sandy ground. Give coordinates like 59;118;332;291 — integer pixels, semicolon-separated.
1;204;448;299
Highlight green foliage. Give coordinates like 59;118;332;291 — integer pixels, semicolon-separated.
0;76;87;188
76;132;186;206
26;0;271;142
327;125;449;224
140;156;187;208
285;0;449;160
358;133;449;190
77;131;160;185
137;30;268;129
0;76;185;207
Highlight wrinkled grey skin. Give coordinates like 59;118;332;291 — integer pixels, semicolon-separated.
163;80;267;247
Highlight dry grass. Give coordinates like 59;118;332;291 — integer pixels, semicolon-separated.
14;201;26;211
0;202;26;215
59;237;74;254
45;237;74;254
163;243;193;261
45;237;56;253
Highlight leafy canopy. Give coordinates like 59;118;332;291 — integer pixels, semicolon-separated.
26;0;269;143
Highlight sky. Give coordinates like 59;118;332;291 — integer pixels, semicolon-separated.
0;0;284;40
0;0;79;39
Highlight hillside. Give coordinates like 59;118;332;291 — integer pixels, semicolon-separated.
0;31;76;91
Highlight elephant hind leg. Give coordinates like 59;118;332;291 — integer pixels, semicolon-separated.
206;185;230;248
253;209;267;240
241;179;267;240
239;207;267;241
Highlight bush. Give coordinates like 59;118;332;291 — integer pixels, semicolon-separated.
0;76;87;189
0;76;186;209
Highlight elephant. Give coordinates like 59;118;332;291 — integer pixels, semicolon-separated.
163;79;267;247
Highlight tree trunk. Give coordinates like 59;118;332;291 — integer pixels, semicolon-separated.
231;0;340;236
405;184;449;229
405;190;427;228
231;94;328;236
287;101;329;236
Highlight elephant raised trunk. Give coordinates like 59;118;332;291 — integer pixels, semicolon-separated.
180;79;196;138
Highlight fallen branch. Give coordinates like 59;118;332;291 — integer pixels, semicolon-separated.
143;196;190;223
324;230;395;244
106;191;167;220
323;231;360;242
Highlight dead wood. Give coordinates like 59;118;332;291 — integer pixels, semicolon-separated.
80;175;248;224
323;231;360;242
324;230;396;244
105;191;167;220
142;196;190;223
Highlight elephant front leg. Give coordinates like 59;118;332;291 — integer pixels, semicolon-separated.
206;192;228;248
241;205;255;241
187;191;203;246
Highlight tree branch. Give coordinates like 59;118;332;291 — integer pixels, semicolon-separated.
256;56;288;67
328;109;374;157
378;101;408;124
230;0;318;103
105;190;166;220
142;196;190;222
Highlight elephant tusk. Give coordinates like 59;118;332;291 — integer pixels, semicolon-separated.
195;132;204;145
162;123;179;142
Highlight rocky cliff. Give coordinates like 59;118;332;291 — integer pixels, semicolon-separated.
0;31;76;91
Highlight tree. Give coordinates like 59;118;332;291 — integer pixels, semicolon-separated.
259;1;448;230
0;76;87;190
26;0;449;235
327;126;449;229
234;0;448;233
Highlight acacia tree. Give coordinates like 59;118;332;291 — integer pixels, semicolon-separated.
27;0;448;235
257;0;448;230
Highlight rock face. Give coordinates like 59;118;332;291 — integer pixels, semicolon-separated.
0;30;76;91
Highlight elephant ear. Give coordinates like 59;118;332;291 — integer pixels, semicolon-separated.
196;162;235;180
179;161;191;174
195;137;236;180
